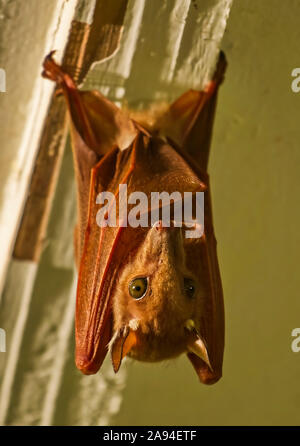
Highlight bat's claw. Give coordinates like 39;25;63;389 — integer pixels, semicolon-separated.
42;50;76;89
213;50;227;84
203;51;227;96
42;51;61;82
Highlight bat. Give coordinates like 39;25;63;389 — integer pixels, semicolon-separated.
42;51;226;385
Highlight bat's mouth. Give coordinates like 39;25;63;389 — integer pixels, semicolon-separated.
124;329;189;363
127;345;186;363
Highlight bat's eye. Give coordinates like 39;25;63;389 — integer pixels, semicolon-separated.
129;277;148;300
184;278;196;298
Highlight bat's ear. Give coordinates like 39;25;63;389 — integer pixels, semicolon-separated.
157;51;227;171
186;331;212;371
110;327;137;373
186;327;221;385
42;52;137;155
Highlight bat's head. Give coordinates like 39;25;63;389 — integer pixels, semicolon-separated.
110;221;223;384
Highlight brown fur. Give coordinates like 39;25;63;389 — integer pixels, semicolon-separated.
126;102;170;134
112;224;206;362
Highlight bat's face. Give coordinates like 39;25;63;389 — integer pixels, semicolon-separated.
110;222;212;371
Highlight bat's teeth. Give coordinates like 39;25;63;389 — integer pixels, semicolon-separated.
185;319;195;331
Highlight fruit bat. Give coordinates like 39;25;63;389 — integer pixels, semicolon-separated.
42;51;226;385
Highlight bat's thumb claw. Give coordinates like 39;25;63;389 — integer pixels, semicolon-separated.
42;51;76;89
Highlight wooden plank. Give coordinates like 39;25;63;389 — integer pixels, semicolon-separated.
13;2;129;261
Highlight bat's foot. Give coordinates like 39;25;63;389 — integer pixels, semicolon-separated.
203;51;227;97
42;50;76;90
204;80;217;95
213;50;227;84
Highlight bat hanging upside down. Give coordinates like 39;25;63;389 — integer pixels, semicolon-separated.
42;51;226;385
